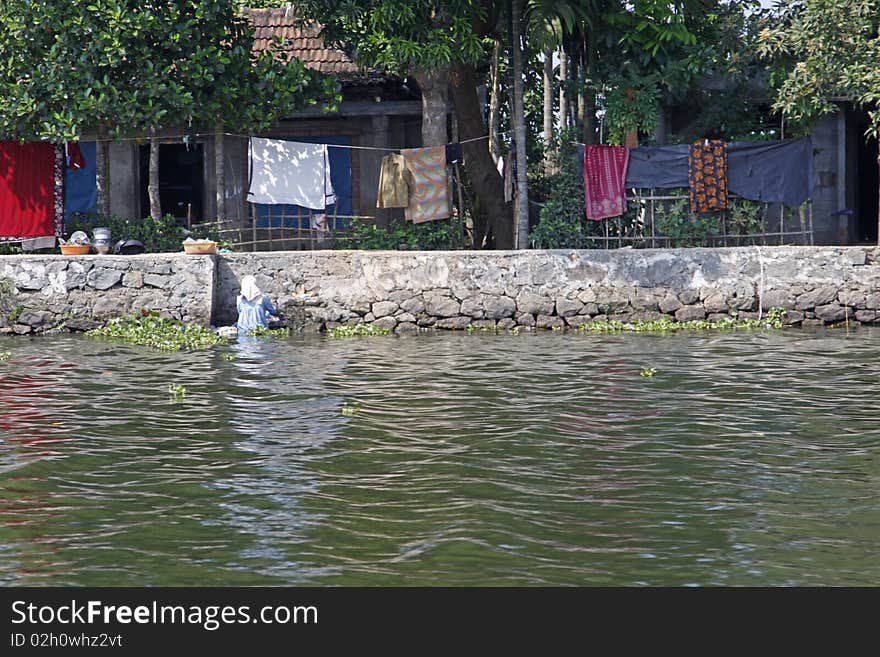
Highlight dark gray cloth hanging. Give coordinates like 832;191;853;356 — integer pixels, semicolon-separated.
620;137;816;206
727;138;816;207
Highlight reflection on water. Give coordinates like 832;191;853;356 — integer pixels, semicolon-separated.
1;328;879;586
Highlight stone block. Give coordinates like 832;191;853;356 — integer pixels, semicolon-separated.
142;273;168;290
659;294;682;314
515;313;535;327
565;315;591;327
435;316;471;330
496;318;516;330
678;290;699;306
373;316;398;331
424;293;460;318
813;304;847;323
761;289;795;311
515;290;554;316
122;271;144;288
460;295;486;319
371;301;399;318
483;295;517;319
395;322;420;334
555;297;583;317
795;285;838;310
702;293;728;314
400;296;426;315
675;304;706;322
781;310;805;324
536;315;565;329
855;310;878;323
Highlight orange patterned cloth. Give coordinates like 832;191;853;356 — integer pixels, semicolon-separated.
688;139;728;213
402;146;449;223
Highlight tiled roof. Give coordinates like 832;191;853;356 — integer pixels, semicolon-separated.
242;7;361;77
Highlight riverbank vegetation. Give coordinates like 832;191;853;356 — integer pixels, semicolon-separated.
577;308;786;333
327;324;392;338
87;313;225;351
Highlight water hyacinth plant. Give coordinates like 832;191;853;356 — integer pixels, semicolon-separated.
245;326;290;338
168;383;187;400
87;312;225;351
327;324;391;338
577;309;786;334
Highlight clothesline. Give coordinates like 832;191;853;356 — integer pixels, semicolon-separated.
52;130;507;152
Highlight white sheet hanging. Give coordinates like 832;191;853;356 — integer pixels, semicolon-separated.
248;138;335;209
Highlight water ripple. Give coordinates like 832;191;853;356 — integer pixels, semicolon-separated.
0;328;879;585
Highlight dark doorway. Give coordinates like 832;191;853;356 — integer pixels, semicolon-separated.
855;111;879;243
139;143;204;223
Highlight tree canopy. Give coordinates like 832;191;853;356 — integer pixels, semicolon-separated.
0;0;339;141
760;0;880;138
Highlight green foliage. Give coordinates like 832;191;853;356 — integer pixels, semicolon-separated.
221;353;236;361
326;324;392;338
297;0;487;74
640;366;657;378
530;130;637;249
65;213;223;253
602;72;661;146
87;313;226;351
0;278;12;297
759;0;880;139
337;217;467;251
0;351;10;362
245;326;290;338
7;304;22;323
341;403;361;417
168;383;187;400
0;1;339;141
578;308;786;334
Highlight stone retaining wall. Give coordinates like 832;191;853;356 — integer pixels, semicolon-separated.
216;246;880;332
0;254;214;334
2;247;879;335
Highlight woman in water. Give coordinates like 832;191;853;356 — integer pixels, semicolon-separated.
236;275;280;333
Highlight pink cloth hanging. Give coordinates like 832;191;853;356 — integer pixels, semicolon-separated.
583;145;630;220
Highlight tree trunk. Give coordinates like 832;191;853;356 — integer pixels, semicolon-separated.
558;47;567;132
412;68;449;146
489;39;502;164
543;48;554;173
215;121;225;222
511;0;529;249
148;129;161;221
449;62;513;249
95;125;111;218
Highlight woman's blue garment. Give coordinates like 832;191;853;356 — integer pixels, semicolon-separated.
236;295;277;333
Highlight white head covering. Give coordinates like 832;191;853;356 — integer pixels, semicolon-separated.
239;275;262;302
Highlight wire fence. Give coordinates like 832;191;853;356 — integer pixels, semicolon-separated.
194;191;813;252
592;189;814;249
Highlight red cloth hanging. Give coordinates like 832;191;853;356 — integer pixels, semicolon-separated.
66;141;86;170
0;141;55;238
583;144;630;220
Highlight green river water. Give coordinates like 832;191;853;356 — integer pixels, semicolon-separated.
1;328;878;586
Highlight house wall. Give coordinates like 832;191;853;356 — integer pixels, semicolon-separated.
4;247;877;336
